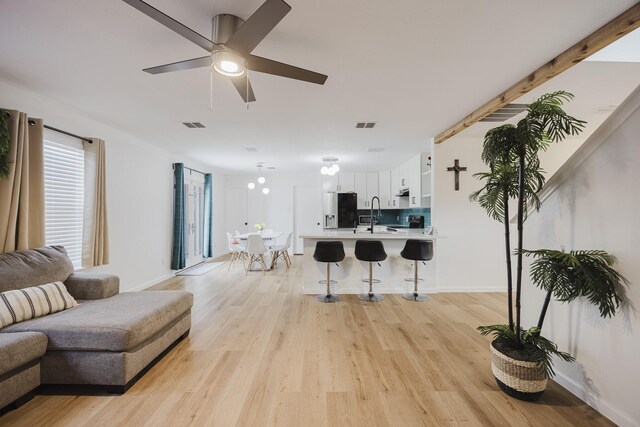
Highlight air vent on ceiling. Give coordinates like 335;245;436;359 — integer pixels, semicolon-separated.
245;147;258;152
368;147;384;152
182;122;205;128
356;122;376;128
267;166;276;170
480;104;528;122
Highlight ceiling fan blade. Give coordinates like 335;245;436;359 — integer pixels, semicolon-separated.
122;0;221;52
143;56;212;74
225;0;291;54
230;76;257;103
247;55;327;85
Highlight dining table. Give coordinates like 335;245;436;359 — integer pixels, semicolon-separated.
235;231;284;271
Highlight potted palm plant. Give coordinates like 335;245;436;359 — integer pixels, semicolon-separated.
471;91;627;401
479;249;626;400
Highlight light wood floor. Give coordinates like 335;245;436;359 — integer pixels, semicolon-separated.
2;256;613;426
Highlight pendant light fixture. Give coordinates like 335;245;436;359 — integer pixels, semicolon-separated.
320;157;339;175
248;163;269;194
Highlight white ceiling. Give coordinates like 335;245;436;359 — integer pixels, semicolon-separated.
0;0;638;174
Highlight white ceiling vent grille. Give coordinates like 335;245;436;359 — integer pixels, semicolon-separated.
356;122;376;128
368;147;384;152
480;104;528;122
182;122;206;128
245;147;258;152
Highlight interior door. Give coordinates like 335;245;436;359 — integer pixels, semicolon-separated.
185;174;205;268
226;188;249;235
293;186;322;254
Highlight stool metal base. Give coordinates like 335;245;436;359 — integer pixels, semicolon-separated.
316;294;342;303
404;277;424;283
358;292;384;302
403;292;430;302
319;279;338;285
361;278;381;284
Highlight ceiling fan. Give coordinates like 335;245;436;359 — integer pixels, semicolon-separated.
122;0;328;103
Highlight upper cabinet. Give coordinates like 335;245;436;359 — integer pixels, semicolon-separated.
366;172;379;206
378;170;392;209
322;173;339;192
354;172;368;209
337;172;355;192
353;172;380;208
421;152;432;207
322;153;429;208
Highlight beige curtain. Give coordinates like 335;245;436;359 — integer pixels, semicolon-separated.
81;138;109;266
0;109;45;253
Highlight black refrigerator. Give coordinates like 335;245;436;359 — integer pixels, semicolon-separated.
338;193;358;228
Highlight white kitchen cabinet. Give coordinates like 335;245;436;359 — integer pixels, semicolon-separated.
367;172;379;205
354;172;368;209
421;152;432;208
390;167;400;208
322;174;339;192
378;170;392;209
337;172;355;192
408;155;422;207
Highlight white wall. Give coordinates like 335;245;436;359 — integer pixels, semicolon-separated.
433;130;587;292
1;79;227;291
520;86;640;427
225;172;321;240
432;136;507;291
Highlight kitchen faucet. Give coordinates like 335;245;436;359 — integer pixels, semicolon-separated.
370;196;381;234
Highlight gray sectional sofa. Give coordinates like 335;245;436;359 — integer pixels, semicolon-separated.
0;246;193;411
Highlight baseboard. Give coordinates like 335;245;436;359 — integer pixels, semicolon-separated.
553;371;637;427
435;287;505;293
127;273;175;292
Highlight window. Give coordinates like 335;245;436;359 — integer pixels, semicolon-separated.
43;134;85;268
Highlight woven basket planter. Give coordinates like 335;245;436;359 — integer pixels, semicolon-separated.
490;340;547;401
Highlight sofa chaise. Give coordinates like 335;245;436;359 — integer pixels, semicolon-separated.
0;246;193;410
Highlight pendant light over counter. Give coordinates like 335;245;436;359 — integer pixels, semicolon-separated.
248;163;269;194
320;157;339;176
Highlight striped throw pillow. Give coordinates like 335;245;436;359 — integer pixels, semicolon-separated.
0;282;78;328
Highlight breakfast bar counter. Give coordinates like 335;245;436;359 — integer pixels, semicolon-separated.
300;229;438;295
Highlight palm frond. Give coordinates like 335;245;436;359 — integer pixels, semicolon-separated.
521;249;627;317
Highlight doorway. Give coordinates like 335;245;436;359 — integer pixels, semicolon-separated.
185;173;205;268
293;186;322;254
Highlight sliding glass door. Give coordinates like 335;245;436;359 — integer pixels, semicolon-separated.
185;174;205;268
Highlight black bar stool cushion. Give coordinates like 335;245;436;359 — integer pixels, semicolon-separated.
354;240;387;262
313;241;345;263
400;239;434;261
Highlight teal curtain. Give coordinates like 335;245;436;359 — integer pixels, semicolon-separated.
171;163;186;270
203;173;213;257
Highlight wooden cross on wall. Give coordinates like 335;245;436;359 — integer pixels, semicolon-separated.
447;159;467;191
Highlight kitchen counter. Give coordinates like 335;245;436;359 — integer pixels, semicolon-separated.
301;228;438;295
300;228;438;241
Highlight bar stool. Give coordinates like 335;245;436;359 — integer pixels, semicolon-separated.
313;241;345;303
355;240;387;302
401;239;434;302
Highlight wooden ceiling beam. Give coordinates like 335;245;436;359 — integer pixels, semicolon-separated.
435;2;640;144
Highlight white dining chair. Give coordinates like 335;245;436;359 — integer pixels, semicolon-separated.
245;234;268;275
226;232;245;270
270;232;292;269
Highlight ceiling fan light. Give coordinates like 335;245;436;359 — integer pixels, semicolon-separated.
262;187;270;195
320;166;329;175
330;164;340;173
248;182;255;190
327;167;337;176
258;176;266;184
212;51;246;77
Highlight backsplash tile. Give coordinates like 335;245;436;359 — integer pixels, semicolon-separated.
357;208;431;227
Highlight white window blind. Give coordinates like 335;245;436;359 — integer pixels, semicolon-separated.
44;136;85;268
